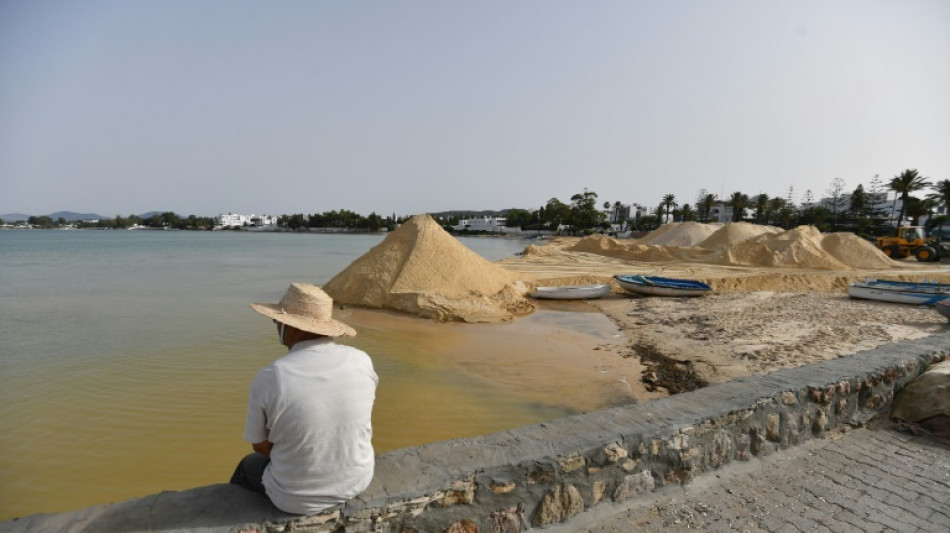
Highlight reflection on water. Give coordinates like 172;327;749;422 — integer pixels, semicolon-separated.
0;231;625;520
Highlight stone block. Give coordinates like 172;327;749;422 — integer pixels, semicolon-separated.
557;454;585;473
488;505;526;533
613;471;656;501
445;518;478;533
534;483;585;526
603;442;627;464
440;480;475;506
591;480;606;505
812;407;829;433
766;413;781;441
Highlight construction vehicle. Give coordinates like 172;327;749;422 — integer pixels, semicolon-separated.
876;226;940;262
929;224;950;259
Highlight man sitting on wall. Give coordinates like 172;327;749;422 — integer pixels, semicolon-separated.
230;283;378;514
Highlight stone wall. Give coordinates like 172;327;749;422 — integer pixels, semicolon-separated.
4;332;947;533
273;333;949;533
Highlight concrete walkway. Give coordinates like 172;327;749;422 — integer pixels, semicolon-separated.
547;419;950;532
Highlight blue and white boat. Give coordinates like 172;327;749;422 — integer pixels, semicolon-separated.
847;279;950;306
613;275;712;297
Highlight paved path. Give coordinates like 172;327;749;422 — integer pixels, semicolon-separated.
548;421;950;532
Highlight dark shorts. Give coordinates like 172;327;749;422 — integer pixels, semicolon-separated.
230;452;270;494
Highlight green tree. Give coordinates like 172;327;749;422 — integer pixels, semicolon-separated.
800;205;831;229
927;179;950;218
504;209;533;228
695;193;716;222
727;192;749;222
28;216;54;228
543;198;570;232
889;169;931;229
661;194;677;223
849;184;867;217
679;204;695;221
752;194;769;224
568;189;603;233
904;197;937;226
826;178;847;231
766;197;786;225
778;206;795;229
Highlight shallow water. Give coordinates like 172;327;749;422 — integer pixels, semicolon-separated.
0;230;622;520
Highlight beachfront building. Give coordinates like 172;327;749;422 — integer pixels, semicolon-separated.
454;216;516;233
605;203;631;225
214;213;278;229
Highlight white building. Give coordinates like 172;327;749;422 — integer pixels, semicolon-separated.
454;216;515;233
214;213;278;229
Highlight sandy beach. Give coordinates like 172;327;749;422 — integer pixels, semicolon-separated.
325;215;950;412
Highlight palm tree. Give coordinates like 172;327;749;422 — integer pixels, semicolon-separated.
696;193;716;222
905;197;938;226
727;192;750;222
766;197;786;225
679;204;695;221
661;194;677;223
753;193;769;224
889;169;931;229
927;179;950;218
778;206;795;229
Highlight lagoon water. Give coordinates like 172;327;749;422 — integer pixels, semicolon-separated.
0;230;618;520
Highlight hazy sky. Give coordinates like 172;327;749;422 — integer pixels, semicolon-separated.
2;1;948;218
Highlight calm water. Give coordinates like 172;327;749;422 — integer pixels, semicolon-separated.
0;230;614;520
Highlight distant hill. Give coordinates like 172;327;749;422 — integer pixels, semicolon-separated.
48;211;109;221
0;211;178;222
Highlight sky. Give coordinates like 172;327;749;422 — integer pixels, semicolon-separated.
1;0;948;218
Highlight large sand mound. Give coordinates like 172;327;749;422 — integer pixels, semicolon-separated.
635;221;721;247
566;223;895;270
323;214;534;322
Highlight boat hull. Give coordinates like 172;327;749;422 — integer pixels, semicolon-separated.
847;280;950;306
613;275;711;297
936;300;950;321
532;283;611;300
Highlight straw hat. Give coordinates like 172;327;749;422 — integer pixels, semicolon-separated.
250;283;356;337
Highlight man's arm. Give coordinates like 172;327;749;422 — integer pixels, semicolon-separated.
252;440;273;456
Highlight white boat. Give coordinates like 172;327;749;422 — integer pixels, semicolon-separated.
847;279;950;306
613;275;712;297
531;283;611;300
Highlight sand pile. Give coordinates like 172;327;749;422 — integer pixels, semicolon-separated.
821;232;896;269
636;222;721;247
698;222;782;250
570;234;682;262
562;223;897;271
709;225;850;269
322;214;534;323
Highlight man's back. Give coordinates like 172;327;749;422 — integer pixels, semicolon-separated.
244;337;378;514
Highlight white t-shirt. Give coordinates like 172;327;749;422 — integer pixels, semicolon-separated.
244;338;378;514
